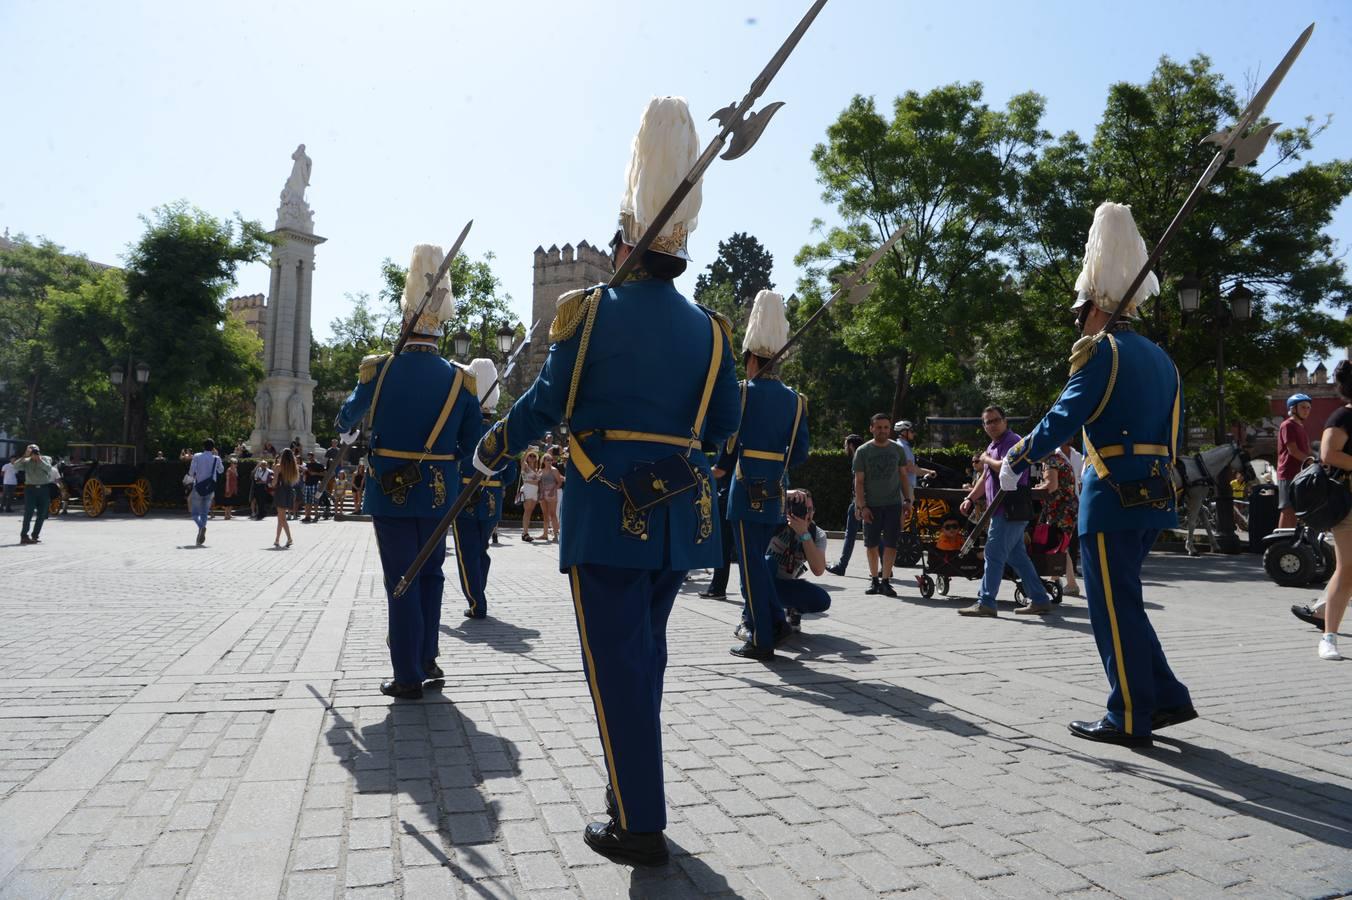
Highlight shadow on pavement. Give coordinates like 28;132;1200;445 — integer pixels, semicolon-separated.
1144;551;1264;585
309;686;523;898
1074;740;1352;850
628;839;744;898
441;617;541;656
779;630;878;663
727;660;988;737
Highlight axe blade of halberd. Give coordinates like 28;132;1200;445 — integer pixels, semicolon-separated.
1200;22;1312;166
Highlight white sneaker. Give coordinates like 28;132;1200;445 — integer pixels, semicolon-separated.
1318;635;1342;661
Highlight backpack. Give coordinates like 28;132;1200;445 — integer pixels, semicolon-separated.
1290;461;1352;531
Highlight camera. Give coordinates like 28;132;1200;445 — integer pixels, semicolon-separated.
787;495;809;520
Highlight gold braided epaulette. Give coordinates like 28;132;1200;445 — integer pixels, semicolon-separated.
550;286;602;343
453;360;477;400
358;352;391;384
698;304;735;345
1068;332;1107;375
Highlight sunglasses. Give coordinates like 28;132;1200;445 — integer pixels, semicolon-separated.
942;524;961;531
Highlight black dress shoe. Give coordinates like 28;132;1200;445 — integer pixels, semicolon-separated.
1068;717;1152;747
582;820;669;867
1291;604;1325;628
1151;704;1198;732
730;642;775;661
379;680;423;700
463;609;485;619
826;562;846;576
697;591;727;600
424;661;444;680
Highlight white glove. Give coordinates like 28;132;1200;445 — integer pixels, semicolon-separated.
999;462;1020;492
339;428;360;446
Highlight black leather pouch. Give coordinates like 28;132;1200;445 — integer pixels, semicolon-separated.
1111;475;1173;508
380;461;422;496
621;455;698;513
744;479;776;503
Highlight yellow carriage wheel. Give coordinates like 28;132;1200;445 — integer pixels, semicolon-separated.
48;492;62;516
128;478;152;516
83;477;107;517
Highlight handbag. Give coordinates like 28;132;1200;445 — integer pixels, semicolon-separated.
1290;461;1352;531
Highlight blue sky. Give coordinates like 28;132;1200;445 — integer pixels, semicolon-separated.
2;0;1349;362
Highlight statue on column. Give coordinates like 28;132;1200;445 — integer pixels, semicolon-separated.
287;390;307;433
283;144;311;202
256;389;272;430
277;143;315;231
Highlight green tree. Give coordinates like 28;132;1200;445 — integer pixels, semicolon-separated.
693;232;775;345
799;85;1050;421
0;237;99;439
311;292;399;430
979;56;1352;437
121;201;273;454
377;251;518;360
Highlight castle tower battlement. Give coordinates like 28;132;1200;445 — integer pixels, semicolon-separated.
522;239;610;384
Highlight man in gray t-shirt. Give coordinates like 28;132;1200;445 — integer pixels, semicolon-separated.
852;413;913;597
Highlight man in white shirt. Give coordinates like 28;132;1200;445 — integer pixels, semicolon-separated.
1;459;16;513
187;439;224;546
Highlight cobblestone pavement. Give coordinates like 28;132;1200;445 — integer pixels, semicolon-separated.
0;512;1349;899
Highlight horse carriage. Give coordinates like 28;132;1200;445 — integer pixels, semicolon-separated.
57;443;153;517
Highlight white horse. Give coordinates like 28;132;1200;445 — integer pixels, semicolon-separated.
1177;442;1252;555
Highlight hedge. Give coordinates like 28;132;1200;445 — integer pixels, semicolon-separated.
787;446;979;530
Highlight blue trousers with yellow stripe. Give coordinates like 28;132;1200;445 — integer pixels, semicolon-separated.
372;515;446;685
733;520;787;650
1080;530;1191;737
568;564;684;833
452;517;492;617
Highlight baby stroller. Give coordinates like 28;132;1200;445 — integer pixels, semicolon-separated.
915;512;985;599
1014;522;1066;606
916;513;1064;605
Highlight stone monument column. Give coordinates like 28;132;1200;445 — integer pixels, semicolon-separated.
249;144;327;454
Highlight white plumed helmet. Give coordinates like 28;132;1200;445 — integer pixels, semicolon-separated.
1072;202;1159;317
402;244;454;335
616;96;702;260
742;290;790;358
468;357;500;411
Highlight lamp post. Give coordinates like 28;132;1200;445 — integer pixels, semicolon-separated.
452;329;473;360
496;323;515;357
108;354;150;450
1178;274;1251;553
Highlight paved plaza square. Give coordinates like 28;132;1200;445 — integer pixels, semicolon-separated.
0;514;1349;899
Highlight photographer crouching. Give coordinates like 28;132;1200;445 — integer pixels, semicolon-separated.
765;489;832;634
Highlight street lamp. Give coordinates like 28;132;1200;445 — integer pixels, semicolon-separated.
1177;273;1202;314
496;323;516;356
452;329;472;359
1178;276;1251;553
109;357;149;449
1227;283;1253;322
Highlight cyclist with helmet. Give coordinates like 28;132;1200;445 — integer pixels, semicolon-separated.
1278;392;1314;529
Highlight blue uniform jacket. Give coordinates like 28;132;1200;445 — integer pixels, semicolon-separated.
337;346;483;518
1005;329;1183;533
479;277;741;571
725;377;810;524
457;426;518;525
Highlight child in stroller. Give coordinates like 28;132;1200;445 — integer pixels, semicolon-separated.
917;512;1065;604
916;513;983;598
